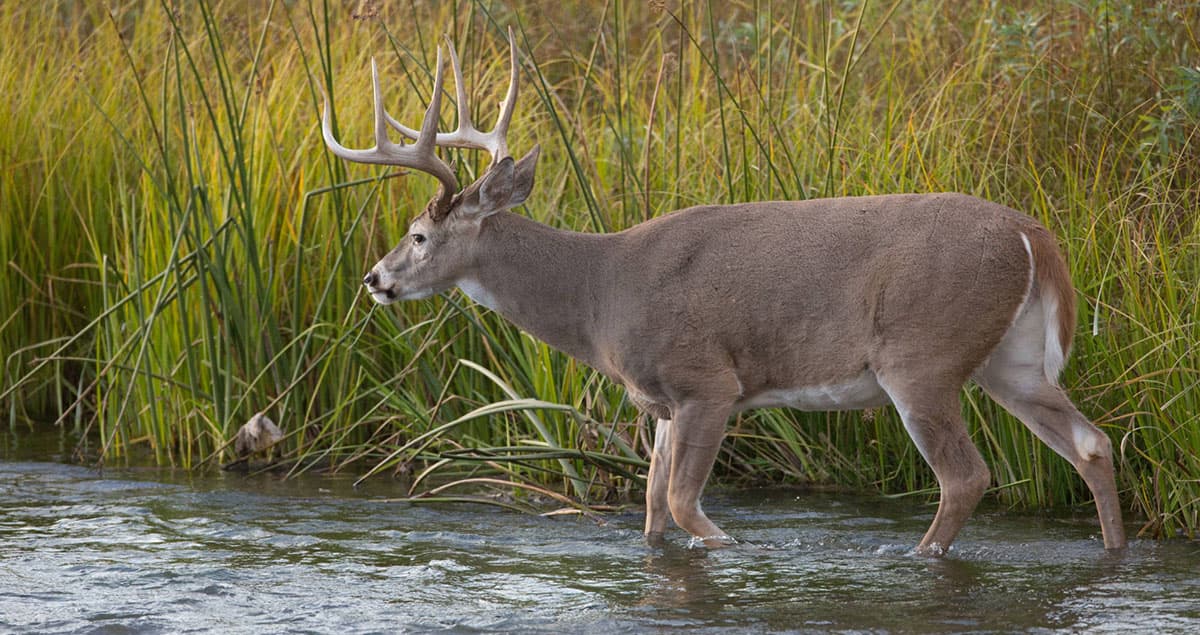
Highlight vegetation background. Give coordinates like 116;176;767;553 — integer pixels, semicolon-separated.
2;0;1197;536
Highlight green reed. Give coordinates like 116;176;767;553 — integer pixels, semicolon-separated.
1;0;1196;536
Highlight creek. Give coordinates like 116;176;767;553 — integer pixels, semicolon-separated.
2;447;1198;632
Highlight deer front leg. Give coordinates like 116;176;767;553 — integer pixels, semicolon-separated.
666;399;735;548
645;418;673;545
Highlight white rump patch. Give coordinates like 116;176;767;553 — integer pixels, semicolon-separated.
1019;232;1033;258
1042;295;1065;382
1018;231;1067;384
736;370;890;412
1018;232;1035;316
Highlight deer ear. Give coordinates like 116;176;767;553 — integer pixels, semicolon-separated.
456;157;512;220
457;146;539;220
477;157;515;211
508;145;540;208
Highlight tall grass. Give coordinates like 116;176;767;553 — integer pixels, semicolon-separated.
2;1;1197;536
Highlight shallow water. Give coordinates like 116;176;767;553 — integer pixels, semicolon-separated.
1;459;1198;634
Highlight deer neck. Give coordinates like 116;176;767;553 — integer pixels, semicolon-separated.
458;211;609;369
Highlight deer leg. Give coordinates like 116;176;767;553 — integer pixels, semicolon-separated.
975;363;1127;550
883;382;991;556
644;417;673;543
666;399;735;548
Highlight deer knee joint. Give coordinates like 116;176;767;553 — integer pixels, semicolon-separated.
967;464;991;498
1073;422;1112;463
667;491;698;525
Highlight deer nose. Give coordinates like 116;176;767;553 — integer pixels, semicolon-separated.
363;271;379;287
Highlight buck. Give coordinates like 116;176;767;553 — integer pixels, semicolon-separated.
322;29;1126;555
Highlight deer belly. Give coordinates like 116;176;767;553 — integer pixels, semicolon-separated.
736;370;891;412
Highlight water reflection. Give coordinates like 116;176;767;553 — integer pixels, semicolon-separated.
640;543;723;609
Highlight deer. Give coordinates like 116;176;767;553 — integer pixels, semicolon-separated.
321;28;1127;555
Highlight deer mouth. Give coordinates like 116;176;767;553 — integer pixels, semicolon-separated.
367;286;398;304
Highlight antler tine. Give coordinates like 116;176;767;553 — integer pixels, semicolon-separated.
381;29;519;165
413;49;445;153
419;48;458;212
378;41;479;147
445;35;477;143
491;26;520;161
321;54;459;208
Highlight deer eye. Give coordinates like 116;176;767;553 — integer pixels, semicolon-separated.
412;233;426;245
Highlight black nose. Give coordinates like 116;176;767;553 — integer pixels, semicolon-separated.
363;271;378;287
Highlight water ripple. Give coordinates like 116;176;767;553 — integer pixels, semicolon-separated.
2;461;1198;633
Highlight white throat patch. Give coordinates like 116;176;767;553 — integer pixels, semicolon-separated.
456;278;498;311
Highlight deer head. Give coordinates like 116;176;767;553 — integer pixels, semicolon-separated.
322;27;539;304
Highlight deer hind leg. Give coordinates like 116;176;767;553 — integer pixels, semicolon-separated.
644;417;673;543
665;399;735;548
881;379;991;556
974;358;1127;550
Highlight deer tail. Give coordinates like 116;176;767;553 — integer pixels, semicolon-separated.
1022;226;1077;384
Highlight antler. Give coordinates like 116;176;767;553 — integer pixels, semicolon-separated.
321;27;521;219
385;27;520;164
322;50;459;212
